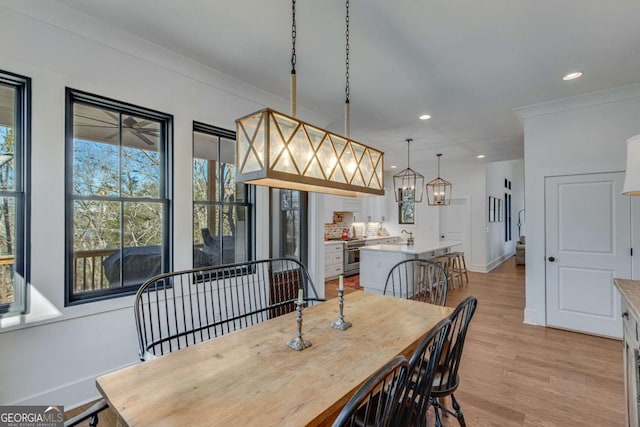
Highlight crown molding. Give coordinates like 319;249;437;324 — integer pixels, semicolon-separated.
514;82;640;119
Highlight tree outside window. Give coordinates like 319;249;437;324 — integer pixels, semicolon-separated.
193;122;252;268
0;71;29;318
66;89;172;304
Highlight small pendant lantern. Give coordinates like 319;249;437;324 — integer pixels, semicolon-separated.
393;139;424;203
426;153;452;206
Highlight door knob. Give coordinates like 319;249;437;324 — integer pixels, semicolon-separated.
548;256;555;262
623;311;629;320
441;235;445;239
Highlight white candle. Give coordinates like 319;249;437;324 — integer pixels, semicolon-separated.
339;275;344;291
298;289;304;305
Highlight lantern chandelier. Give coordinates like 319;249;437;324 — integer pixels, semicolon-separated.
426;153;452;206
393;139;424;203
235;0;384;197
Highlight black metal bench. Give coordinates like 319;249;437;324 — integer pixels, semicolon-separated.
134;257;324;360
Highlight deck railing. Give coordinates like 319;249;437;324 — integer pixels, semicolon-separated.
0;255;14;304
73;248;117;292
1;246;215;301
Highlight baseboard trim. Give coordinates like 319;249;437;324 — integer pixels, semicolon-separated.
10;361;137;408
524;308;545;326
485;252;515;272
468;264;487;273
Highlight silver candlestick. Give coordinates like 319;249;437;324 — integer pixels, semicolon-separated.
331;288;352;330
287;298;312;351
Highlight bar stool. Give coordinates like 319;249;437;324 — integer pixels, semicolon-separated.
449;251;469;286
446;253;464;289
431;255;457;290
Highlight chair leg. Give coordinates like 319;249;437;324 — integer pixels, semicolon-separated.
433;404;443;427
89;414;99;427
451;393;466;427
438;397;448;417
459;254;469;285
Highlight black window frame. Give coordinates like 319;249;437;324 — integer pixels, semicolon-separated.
0;70;30;318
192;121;255;270
65;88;173;305
275;189;308;266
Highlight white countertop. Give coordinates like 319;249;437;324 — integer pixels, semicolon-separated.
360;240;462;254
324;235;400;245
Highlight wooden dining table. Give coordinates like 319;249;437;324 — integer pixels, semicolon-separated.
96;290;453;427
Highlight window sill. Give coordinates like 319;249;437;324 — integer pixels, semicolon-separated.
0;284;134;334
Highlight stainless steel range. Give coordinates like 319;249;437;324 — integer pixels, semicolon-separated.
344;238;365;276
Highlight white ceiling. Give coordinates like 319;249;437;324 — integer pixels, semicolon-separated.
53;0;640;171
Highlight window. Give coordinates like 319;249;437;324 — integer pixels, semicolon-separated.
0;70;30;318
66;89;172;304
271;189;307;264
193;122;253;267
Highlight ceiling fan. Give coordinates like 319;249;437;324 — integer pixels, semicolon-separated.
74;107;159;146
105;113;158;146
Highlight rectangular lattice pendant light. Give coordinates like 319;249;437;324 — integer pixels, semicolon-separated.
236;108;384;197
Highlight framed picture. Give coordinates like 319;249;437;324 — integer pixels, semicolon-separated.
399;202;415;224
488;196;495;222
498;198;504;222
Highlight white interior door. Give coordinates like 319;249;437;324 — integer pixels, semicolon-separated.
439;198;470;258
545;172;630;338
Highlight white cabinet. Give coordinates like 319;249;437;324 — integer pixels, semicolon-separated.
622;298;640;427
615;279;640;427
324;242;344;279
363;236;400;246
322;195;363;223
341;197;362;222
362;195;387;222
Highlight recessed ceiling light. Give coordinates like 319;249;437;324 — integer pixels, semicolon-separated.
562;71;583;81
390;165;397;169
419;114;431;120
477;154;486;159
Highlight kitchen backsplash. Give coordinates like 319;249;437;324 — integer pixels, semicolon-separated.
324;222;386;239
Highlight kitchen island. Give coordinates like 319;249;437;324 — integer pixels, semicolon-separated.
360;240;462;294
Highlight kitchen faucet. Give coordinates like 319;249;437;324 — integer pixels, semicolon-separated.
401;230;414;246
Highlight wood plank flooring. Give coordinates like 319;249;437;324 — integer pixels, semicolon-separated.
435;258;624;426
67;258;625;426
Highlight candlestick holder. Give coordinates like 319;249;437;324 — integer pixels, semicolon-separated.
331;288;352;330
287;299;312;351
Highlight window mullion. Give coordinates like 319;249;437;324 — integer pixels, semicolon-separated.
66;88;172;304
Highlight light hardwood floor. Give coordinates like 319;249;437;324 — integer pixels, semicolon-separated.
68;258;624;426
435;258;624;426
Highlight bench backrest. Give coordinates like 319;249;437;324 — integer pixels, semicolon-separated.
134;258;322;360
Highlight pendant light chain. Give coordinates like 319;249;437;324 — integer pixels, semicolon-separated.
344;0;351;136
407;139;412;168
291;0;297;74
290;0;297;116
345;0;350;104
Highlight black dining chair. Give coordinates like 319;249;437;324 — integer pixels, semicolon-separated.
64;399;108;427
430;296;478;427
383;259;449;306
397;317;452;427
332;355;410;427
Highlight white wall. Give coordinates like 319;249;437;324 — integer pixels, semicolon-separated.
383;161;499;272
485;159;525;270
0;1;329;407
517;84;640;326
